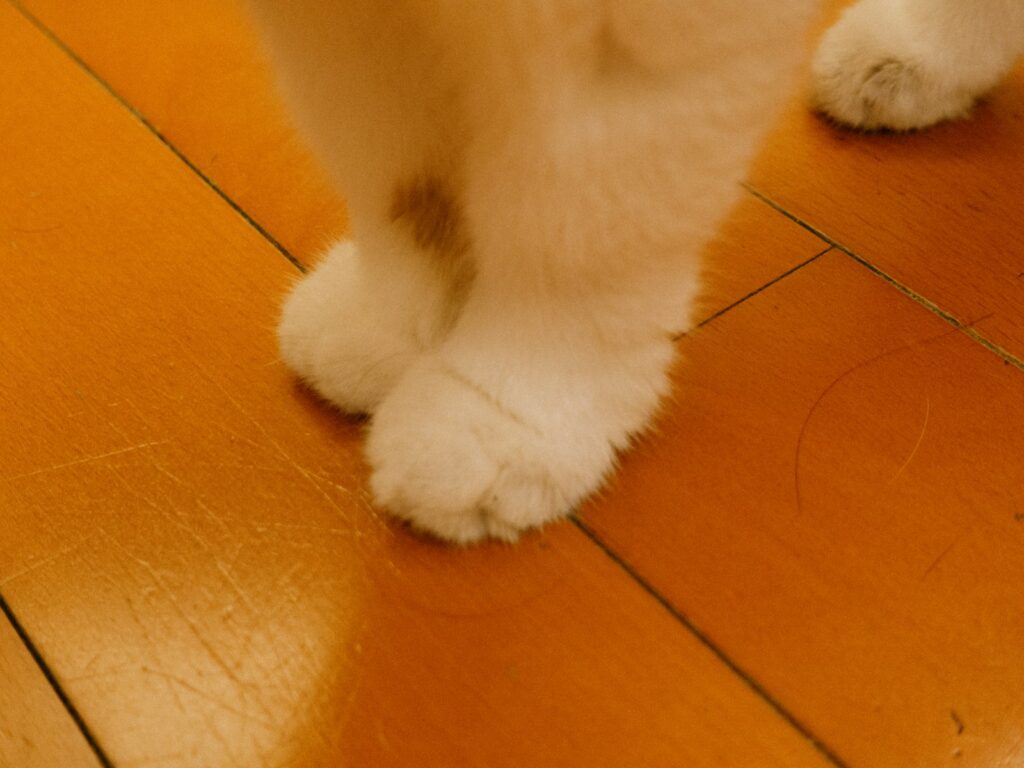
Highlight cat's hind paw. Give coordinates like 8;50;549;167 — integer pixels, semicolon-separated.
811;3;976;131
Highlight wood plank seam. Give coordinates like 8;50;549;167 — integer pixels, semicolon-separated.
3;0;306;275
746;185;1024;373
0;594;115;768
686;241;835;337
573;521;852;768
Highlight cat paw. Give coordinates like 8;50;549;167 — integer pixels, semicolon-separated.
278;241;442;413
811;3;975;130
365;360;616;544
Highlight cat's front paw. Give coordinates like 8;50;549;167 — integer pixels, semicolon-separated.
811;2;975;130
278;241;441;414
365;361;616;544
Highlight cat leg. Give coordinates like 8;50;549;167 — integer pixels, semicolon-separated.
361;4;814;543
256;4;465;413
365;80;709;542
812;0;1024;130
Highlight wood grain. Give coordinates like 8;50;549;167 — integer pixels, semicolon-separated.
0;5;837;767
0;610;101;768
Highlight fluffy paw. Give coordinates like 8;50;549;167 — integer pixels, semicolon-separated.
278;241;443;413
811;3;976;130
365;361;616;544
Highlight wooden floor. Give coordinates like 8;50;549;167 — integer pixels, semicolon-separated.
2;2;1022;766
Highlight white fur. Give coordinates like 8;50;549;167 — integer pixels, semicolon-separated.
812;0;1024;130
247;0;814;542
278;240;450;413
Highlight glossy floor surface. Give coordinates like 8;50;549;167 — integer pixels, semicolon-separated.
2;2;1022;767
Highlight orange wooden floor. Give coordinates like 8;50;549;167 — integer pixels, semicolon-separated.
2;2;1023;767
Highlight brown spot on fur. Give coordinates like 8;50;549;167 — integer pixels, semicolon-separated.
390;176;466;258
390;176;475;316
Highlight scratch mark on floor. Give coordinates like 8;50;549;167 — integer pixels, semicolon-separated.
0;533;101;586
183;348;357;521
97;529;277;724
141;667;276;728
0;441;170;483
794;318;977;515
888;395;931;486
922;536;963;580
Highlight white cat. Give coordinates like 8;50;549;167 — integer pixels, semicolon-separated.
813;0;1024;130
246;1;815;543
